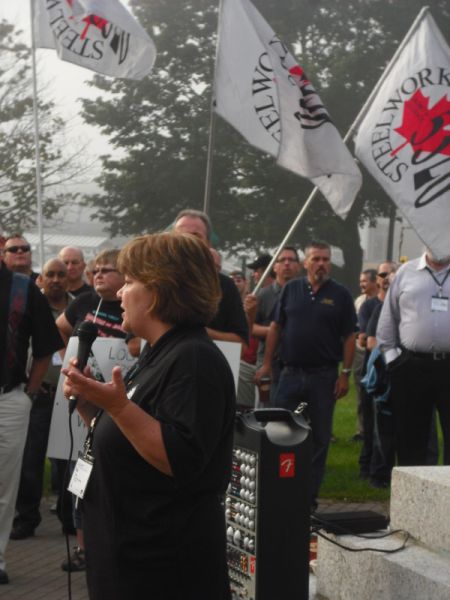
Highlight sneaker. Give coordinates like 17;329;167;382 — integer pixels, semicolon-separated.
0;569;9;584
10;523;35;540
61;546;86;572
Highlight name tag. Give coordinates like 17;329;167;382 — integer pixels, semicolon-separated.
68;456;94;499
431;296;448;312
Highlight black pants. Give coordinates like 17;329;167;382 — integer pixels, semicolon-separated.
390;355;450;465
14;388;54;529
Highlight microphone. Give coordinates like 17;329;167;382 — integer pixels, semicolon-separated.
68;321;98;414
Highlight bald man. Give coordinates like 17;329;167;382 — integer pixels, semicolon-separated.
58;247;92;297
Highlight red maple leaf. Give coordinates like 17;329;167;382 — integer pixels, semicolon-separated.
391;89;450;157
80;15;109;40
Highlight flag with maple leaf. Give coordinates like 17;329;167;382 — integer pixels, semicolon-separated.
34;0;156;80
354;9;450;260
214;0;362;219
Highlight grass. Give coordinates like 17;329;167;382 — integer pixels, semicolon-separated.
320;379;390;503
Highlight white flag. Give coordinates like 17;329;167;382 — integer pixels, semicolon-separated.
354;10;450;260
214;0;362;218
34;0;156;80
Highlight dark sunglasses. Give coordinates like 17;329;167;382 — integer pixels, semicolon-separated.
93;267;118;276
377;272;389;279
5;245;31;254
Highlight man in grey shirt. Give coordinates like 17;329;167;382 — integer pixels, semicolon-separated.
376;249;450;466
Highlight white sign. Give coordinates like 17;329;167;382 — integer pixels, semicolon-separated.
47;338;241;460
47;337;137;460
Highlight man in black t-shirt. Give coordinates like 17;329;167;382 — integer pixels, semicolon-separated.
58;246;92;297
56;248;126;343
174;209;248;346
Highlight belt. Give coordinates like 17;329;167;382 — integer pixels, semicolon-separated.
408;350;450;361
0;384;18;394
283;364;336;374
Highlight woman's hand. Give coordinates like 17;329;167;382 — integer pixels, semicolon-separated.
62;362;130;418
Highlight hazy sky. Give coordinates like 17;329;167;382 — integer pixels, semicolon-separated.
1;0;119;168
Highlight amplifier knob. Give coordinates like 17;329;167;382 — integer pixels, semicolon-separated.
249;520;255;530
227;526;234;541
248;538;255;553
249;455;256;466
249;493;255;503
248;508;255;519
249;468;256;479
233;530;242;545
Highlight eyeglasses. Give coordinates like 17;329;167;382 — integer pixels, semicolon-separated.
5;245;31;254
377;272;389;278
276;257;298;263
93;267;118;276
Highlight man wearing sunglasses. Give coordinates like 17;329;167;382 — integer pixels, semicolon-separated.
357;262;397;487
0;257;63;584
3;235;38;282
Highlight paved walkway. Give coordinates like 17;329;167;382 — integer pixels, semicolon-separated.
4;496;389;599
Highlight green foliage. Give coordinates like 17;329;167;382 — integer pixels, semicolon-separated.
81;0;450;291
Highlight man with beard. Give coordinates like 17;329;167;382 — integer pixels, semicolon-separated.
377;249;450;466
256;241;356;511
10;259;73;540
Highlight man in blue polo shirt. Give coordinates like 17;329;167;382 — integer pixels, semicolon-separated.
256;241;356;510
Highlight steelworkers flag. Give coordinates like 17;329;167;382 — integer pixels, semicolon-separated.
214;0;362;219
355;10;450;260
34;0;156;80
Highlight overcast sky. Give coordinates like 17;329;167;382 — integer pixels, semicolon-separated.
1;0;118;166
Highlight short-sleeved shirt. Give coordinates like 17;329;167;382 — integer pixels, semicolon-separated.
0;264;64;387
64;290;126;339
274;277;357;367
358;296;382;334
70;282;93;297
82;325;235;599
367;302;383;339
209;273;248;344
255;281;282;365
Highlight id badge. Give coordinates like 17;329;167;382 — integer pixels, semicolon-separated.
431;296;449;312
68;456;94;499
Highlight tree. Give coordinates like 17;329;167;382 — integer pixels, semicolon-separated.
81;0;450;292
0;21;91;233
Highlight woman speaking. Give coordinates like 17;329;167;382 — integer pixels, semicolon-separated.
63;232;235;600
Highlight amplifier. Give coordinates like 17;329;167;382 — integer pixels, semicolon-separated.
226;408;312;600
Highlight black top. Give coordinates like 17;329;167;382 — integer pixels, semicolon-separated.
358;296;382;334
82;325;235;600
209;273;248;344
255;281;282;366
0;264;64;387
64;290;126;338
275;277;356;367
70;282;93;297
367;302;383;338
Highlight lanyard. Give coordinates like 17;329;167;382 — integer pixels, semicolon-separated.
82;409;104;460
425;266;450;297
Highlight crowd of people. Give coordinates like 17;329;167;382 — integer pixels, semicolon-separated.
0;209;448;596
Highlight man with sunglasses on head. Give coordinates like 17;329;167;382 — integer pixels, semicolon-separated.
3;235;38;282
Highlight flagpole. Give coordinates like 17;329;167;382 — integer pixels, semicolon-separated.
29;0;46;271
202;0;225;216
253;5;430;294
202;98;217;216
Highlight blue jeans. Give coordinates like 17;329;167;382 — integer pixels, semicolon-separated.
275;366;337;504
